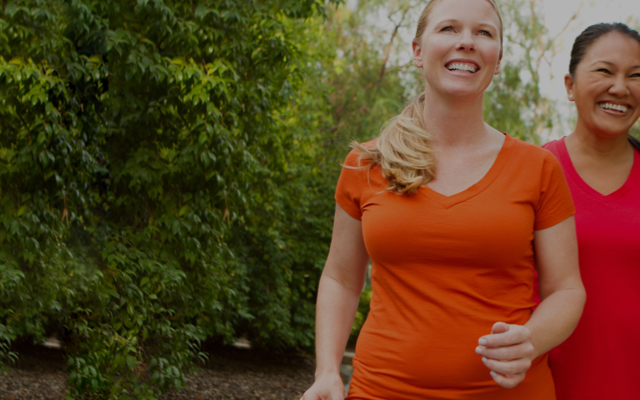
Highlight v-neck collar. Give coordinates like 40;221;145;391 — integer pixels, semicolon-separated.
418;133;514;209
557;136;640;204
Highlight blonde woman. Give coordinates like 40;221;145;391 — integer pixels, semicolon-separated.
303;0;585;399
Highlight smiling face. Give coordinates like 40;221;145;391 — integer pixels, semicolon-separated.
566;32;640;138
412;0;502;101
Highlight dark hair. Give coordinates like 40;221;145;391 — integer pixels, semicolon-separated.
569;23;640;152
569;22;640;76
631;136;640;152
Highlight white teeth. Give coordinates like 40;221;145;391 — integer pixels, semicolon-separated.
599;103;629;113
447;63;477;73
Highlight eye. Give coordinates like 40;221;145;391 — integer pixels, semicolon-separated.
631;72;640;78
596;68;612;74
479;30;492;37
440;26;454;32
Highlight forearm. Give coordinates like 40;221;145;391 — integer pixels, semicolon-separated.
314;274;362;378
528;216;585;359
526;286;586;358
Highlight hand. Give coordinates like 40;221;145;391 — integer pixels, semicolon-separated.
301;372;345;400
475;322;535;389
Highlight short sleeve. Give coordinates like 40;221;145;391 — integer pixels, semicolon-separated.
534;151;575;230
335;149;367;221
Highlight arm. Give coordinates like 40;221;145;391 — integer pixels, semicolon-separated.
302;203;370;400
528;215;586;356
477;216;586;388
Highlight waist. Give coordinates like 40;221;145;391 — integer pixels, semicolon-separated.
354;305;533;388
349;353;553;400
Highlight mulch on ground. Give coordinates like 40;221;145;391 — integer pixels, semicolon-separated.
161;343;317;400
0;342;66;400
0;341;319;400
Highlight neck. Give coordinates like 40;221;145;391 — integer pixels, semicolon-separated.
422;88;489;149
566;119;632;161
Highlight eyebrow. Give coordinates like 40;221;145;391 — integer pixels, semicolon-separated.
591;60;640;69
436;19;498;30
591;61;614;66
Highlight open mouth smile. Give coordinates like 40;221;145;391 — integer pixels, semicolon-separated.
599;102;631;114
445;60;480;74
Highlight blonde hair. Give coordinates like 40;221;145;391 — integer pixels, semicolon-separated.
351;0;503;195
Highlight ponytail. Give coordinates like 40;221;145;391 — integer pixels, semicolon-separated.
351;93;436;195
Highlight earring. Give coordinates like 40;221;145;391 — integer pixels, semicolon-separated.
569;94;574;101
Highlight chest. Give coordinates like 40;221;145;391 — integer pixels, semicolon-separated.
426;147;502;197
569;190;640;302
570;189;640;254
570;153;634;196
359;187;537;268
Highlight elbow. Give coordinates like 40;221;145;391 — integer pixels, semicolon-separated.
578;284;587;310
567;283;587;310
566;283;587;321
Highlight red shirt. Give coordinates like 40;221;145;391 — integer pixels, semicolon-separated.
335;134;574;400
543;138;640;400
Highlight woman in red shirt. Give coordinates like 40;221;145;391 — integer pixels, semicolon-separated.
542;23;640;400
302;0;586;399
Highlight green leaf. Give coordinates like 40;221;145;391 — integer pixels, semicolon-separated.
16;206;28;217
127;355;137;369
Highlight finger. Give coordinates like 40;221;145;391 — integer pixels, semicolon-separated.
481;356;532;376
490;370;526;389
476;342;534;361
491;321;509;334
479;326;531;348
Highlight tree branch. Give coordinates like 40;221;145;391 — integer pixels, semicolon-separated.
377;4;411;86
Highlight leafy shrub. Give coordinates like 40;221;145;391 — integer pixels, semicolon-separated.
0;0;340;397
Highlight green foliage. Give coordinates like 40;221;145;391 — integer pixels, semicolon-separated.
1;0;340;397
322;1;415;146
631;120;640;140
484;0;557;144
348;285;372;346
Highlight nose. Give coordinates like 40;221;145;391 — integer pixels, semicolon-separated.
457;30;476;51
608;74;630;97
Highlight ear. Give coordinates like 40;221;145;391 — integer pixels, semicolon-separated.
494;49;502;75
564;74;576;101
412;41;423;68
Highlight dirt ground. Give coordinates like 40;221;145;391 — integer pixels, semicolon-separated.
0;342;66;400
0;341;321;400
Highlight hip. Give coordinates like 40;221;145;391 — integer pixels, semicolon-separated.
347;353;555;400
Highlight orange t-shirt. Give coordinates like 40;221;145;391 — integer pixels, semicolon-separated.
335;133;575;400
